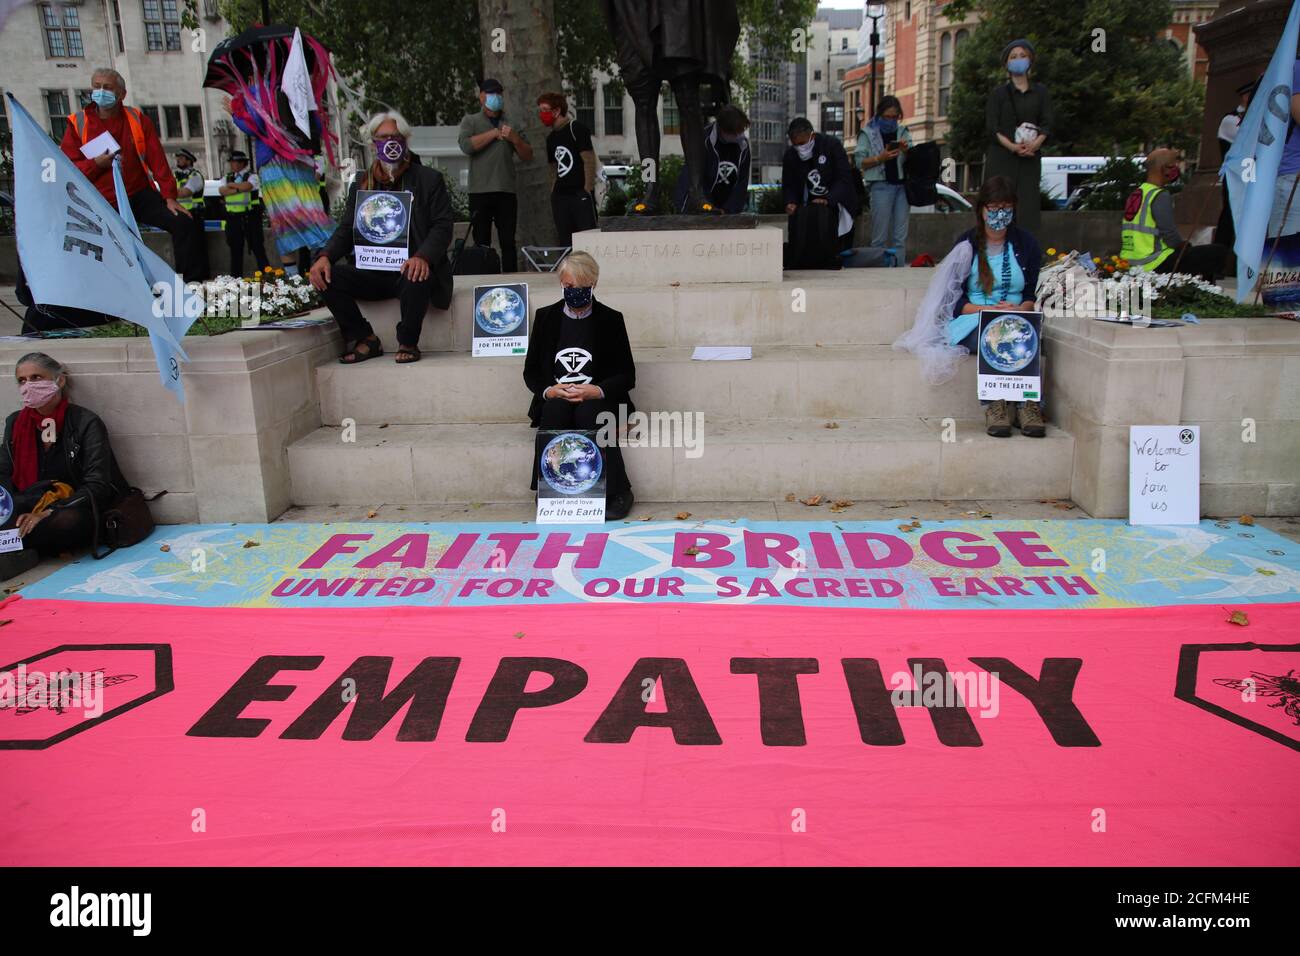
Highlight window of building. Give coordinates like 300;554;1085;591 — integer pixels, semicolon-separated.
44;89;70;140
938;31;954;117
163;105;182;139
837;68;845;81
813;69;822;81
904;1;912;19
41;3;84;58
143;0;183;52
602;81;624;136
661;84;679;135
186;105;203;139
574;85;595;131
141;105;162;131
841;37;848;51
110;0;125;53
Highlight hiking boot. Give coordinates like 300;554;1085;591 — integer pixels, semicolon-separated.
1017;401;1046;438
985;400;1012;437
606;489;634;522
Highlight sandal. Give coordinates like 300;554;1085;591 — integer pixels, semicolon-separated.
395;345;421;364
339;335;383;364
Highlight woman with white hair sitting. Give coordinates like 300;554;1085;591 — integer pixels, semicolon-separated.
523;251;636;520
310;111;455;364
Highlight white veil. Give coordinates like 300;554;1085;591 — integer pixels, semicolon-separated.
892;241;974;386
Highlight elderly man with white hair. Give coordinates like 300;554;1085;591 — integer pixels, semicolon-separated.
310;111;455;364
523;251;636;519
59;67;203;282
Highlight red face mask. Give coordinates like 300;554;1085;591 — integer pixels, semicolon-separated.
539;110;556;127
1163;165;1181;184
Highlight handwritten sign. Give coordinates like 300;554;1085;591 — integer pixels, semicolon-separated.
1129;425;1200;525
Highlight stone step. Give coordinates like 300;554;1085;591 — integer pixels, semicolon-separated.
336;268;932;351
286;418;1074;505
315;345;987;425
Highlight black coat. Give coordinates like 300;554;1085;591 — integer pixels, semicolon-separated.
523;299;636;426
0;404;129;517
320;155;455;310
781;133;861;217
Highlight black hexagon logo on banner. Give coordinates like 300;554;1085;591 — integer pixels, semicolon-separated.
0;644;173;750
1175;642;1300;752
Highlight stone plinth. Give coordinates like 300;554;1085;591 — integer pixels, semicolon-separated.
571;226;783;286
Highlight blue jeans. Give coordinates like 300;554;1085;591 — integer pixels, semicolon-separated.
869;182;909;259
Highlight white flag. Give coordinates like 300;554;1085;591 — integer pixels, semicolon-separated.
281;27;315;137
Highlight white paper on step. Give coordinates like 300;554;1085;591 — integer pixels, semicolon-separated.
691;346;752;361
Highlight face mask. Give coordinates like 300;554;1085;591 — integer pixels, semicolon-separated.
539;110;556;127
1007;57;1030;76
563;286;593;310
485;93;503;112
1163;165;1181;184
374;138;407;163
984;206;1015;231
19;379;61;409
795;140;815;160
876;118;898;134
90;88;117;109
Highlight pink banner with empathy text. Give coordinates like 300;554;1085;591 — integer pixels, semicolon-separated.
1;596;1297;866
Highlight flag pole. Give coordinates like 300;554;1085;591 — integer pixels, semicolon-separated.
1253;172;1300;305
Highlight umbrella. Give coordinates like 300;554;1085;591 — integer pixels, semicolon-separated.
203;24;329;94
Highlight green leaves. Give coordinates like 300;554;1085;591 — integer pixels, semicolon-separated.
948;0;1204;161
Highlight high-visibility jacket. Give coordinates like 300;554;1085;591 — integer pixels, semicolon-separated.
68;106;159;192
223;170;261;214
1120;182;1175;271
175;168;205;211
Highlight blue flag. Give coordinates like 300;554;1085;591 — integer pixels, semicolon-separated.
7;92;191;397
1222;0;1300;303
111;156;200;400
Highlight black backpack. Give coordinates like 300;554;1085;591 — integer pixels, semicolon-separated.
784;203;841;270
452;210;502;275
903;141;941;208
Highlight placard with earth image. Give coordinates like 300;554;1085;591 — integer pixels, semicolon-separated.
976;310;1043;402
535;429;606;523
472;282;529;356
352;189;413;270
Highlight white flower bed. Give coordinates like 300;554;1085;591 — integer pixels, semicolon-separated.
1035;250;1223;318
195;273;322;321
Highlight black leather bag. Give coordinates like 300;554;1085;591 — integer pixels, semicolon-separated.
89;488;156;560
452;211;502;275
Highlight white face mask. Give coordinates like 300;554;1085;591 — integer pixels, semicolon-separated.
795;140;815;160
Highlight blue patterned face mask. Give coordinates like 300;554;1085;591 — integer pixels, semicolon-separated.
984;206;1015;231
563;286;593;310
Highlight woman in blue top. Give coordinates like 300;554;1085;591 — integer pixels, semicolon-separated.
894;175;1044;437
856;95;913;259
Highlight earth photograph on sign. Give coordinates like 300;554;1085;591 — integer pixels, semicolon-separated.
352;189;412;270
472;282;529;356
536;430;605;523
977;310;1043;401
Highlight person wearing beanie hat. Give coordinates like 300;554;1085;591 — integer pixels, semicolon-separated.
983;38;1053;234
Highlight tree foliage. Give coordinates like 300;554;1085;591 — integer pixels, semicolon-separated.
220;0;820;128
947;0;1204;162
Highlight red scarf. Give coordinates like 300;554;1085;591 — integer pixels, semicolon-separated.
12;397;68;492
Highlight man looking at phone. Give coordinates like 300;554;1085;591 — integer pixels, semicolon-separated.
59;67;203;282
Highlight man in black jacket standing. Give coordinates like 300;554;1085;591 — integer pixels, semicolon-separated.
309;112;454;364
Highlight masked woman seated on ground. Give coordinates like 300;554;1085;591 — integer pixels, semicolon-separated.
523;251;636;521
0;353;132;579
893;175;1045;438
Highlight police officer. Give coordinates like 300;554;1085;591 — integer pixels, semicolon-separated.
220;150;270;277
174;148;209;280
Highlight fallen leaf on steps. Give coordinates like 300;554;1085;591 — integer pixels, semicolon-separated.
784;493;796;502
1226;609;1249;626
824;422;839;429
800;495;824;506
159;544;171;552
676;512;692;520
684;546;700;556
1239;515;1255;526
242;540;260;549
